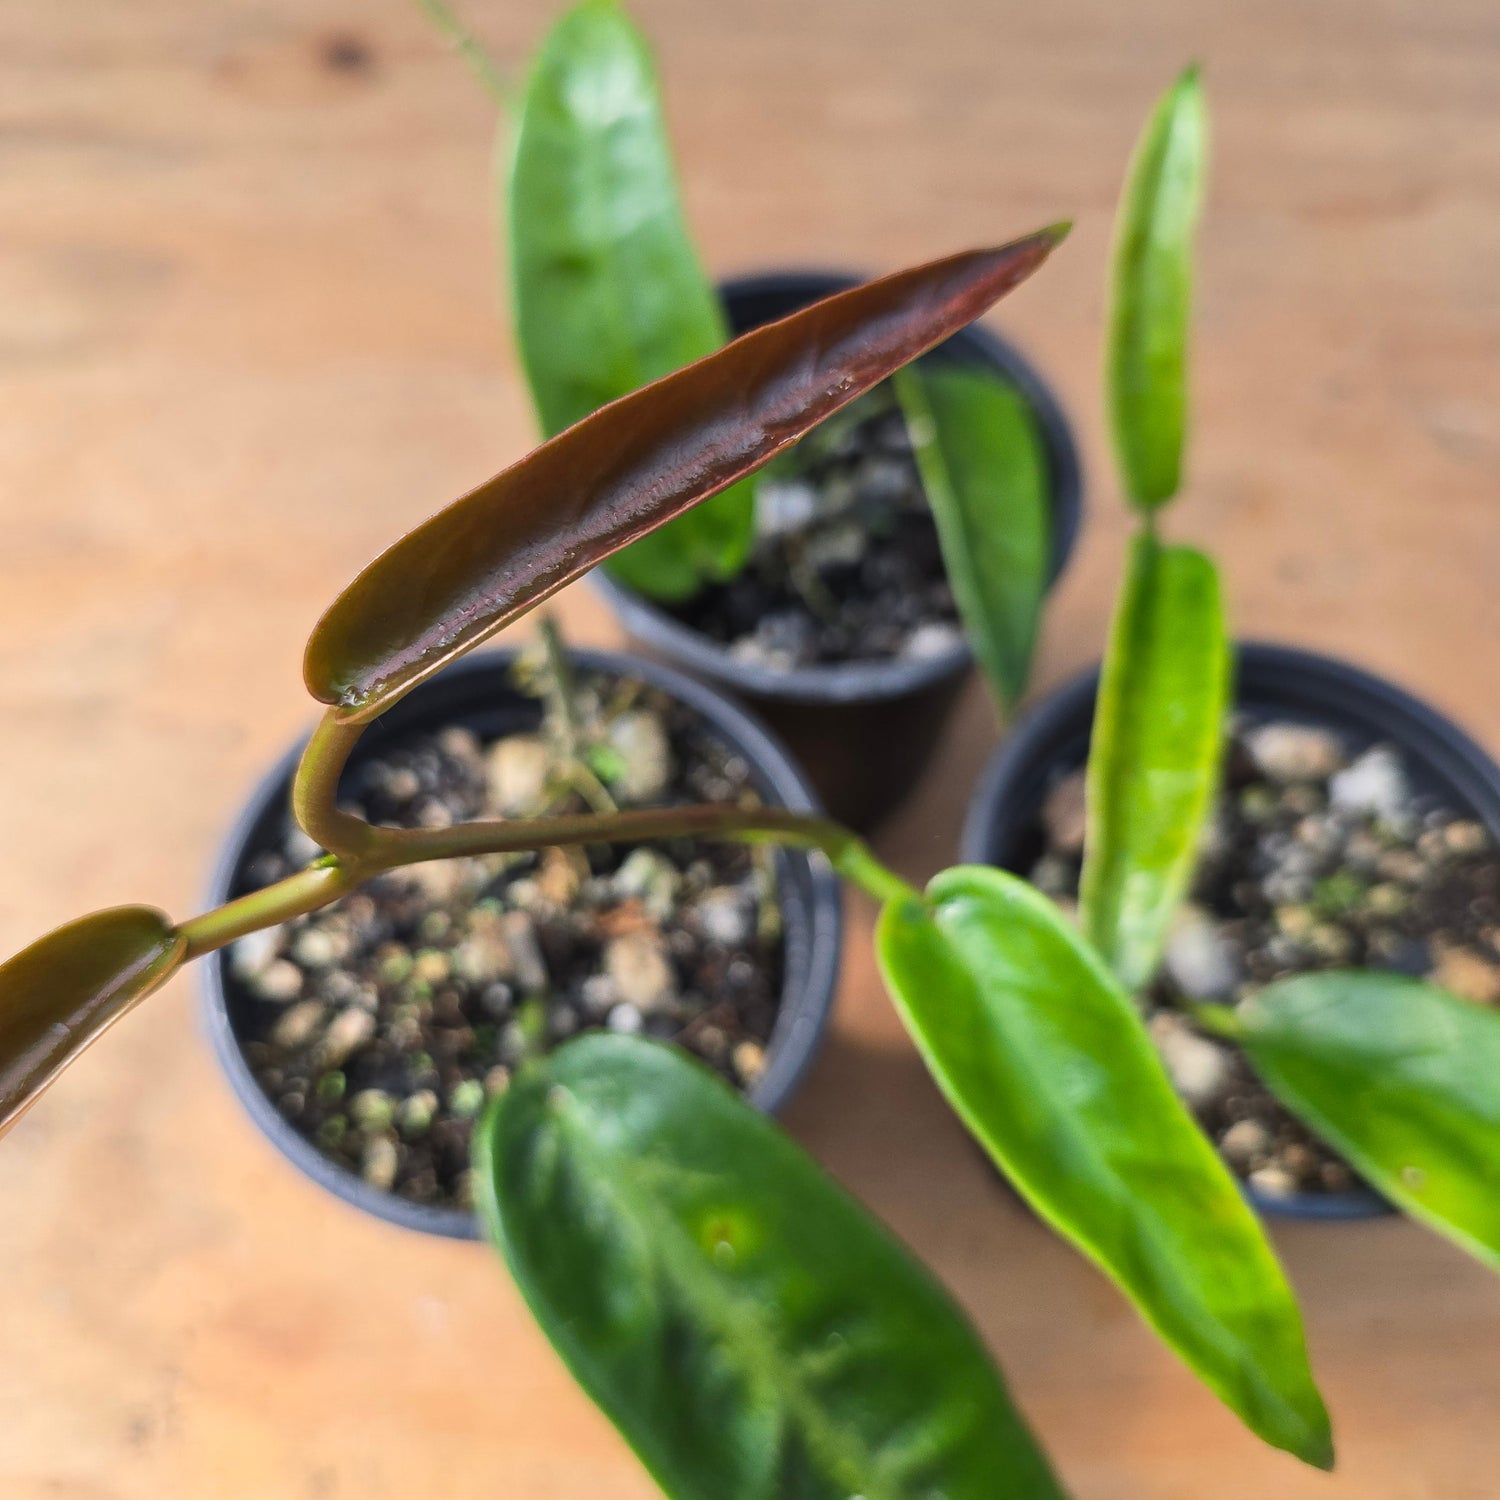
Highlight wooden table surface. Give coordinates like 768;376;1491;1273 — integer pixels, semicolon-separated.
1;2;1496;1496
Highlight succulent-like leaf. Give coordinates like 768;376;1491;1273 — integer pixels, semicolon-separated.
0;906;185;1135
508;0;755;600
895;362;1051;710
305;229;1068;722
1106;65;1207;510
1232;971;1500;1270
875;866;1332;1467
1080;532;1230;992
475;1032;1067;1500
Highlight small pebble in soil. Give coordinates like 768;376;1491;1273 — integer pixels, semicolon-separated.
254;959;303;1003
230;927;283;981
1162;904;1240;1001
229;665;787;1213
1029;726;1499;1196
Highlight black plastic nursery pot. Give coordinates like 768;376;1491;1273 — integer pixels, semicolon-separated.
591;270;1083;834
962;641;1500;1221
201;648;843;1240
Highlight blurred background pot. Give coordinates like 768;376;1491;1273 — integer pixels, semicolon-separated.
592;270;1083;833
202;648;843;1240
962;641;1500;1220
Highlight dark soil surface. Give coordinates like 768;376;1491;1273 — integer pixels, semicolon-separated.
1030;719;1500;1199
664;385;966;669
227;661;785;1214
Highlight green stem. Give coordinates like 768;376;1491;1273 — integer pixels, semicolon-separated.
539;613;582;758
538;613;618;814
368;805;863;871
178;865;355;960
175;802;912;960
412;0;510;105
291;710;378;860
371;808;917;905
831;841;921;906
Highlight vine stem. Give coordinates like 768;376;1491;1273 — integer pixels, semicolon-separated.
290;711;379;860
178;866;355;960
176;802;918;961
187;633;923;960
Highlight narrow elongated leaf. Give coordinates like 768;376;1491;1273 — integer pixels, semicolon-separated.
895;363;1051;709
305;228;1068;722
1106;66;1207;510
475;1032;1066;1500
1081;532;1230;992
876;866;1331;1467
0;906;185;1135
1233;971;1500;1270
508;0;754;600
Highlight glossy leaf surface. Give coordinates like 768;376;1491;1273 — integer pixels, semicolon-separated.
508;0;755;601
305;229;1067;722
1235;971;1500;1270
1081;531;1229;992
876;866;1331;1466
1106;65;1206;510
475;1032;1066;1499
895;363;1050;709
0;906;185;1135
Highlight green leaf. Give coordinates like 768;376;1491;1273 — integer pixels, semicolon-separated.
305;229;1068;723
1233;971;1500;1271
1080;532;1230;992
875;866;1331;1467
0;906;185;1135
1106;65;1207;510
894;363;1051;709
507;0;754;600
475;1032;1067;1500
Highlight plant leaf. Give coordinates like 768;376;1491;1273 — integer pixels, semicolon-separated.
1106;65;1207;511
1235;971;1500;1270
475;1032;1067;1500
507;0;755;602
0;906;185;1135
1080;532;1230;992
875;866;1332;1467
305;228;1068;723
895;362;1051;709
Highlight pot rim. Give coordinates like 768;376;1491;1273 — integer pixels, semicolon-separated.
590;266;1084;707
200;646;844;1241
962;637;1500;1221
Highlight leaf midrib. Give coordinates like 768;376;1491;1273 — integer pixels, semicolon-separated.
907;883;1317;1453
550;1090;914;1500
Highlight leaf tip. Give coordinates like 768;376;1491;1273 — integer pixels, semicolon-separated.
1302;1420;1336;1473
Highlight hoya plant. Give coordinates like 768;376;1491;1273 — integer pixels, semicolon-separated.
6;73;1488;1498
2;227;1327;1495
428;0;1052;708
1082;69;1500;1272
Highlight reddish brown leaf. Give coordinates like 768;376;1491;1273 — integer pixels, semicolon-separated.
0;907;185;1136
305;227;1069;722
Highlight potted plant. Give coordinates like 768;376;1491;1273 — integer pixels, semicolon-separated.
424;0;1083;829
200;630;844;1239
3;241;1091;1495
6;210;1496;1494
964;68;1500;1236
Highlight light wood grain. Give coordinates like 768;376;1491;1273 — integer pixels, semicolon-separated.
1;2;1496;1496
